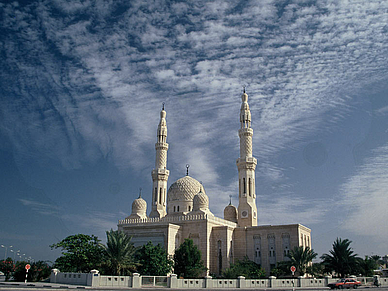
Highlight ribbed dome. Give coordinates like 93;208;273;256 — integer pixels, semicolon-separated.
132;197;147;213
168;176;205;202
224;204;237;223
126;195;147;220
193;191;209;211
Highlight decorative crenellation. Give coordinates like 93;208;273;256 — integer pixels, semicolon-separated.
118;213;237;228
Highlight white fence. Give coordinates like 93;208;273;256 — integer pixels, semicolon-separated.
50;270;388;289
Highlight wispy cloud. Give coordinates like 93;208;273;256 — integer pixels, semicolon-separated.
1;0;388;235
18;198;118;239
2;0;387;179
339;143;388;240
258;195;329;226
19;199;60;216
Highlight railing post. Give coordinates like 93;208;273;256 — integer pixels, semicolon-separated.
325;276;331;287
205;275;212;288
50;269;59;283
132;273;141;288
298;276;303;287
238;276;246;288
269;276;276;288
169;274;177;288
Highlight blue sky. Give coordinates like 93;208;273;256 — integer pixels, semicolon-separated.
0;0;387;263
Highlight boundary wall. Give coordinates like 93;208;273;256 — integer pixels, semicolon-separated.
50;270;388;289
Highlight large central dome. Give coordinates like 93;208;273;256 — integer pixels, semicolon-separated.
168;176;205;202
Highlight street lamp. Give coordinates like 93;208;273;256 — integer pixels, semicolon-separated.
1;245;12;260
10;250;16;261
1;245;7;260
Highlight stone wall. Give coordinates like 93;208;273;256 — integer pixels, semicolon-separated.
51;270;388;289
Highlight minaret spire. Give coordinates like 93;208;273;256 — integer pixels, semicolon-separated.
236;90;258;227
149;104;170;218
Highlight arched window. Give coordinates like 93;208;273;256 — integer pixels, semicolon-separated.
177;205;180;212
218;240;222;275
173;206;176;212
248;178;252;196
243;178;246;194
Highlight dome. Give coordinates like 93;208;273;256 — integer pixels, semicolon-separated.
127;196;147;219
132;197;147;212
168;176;205;202
193;191;209;211
224;204;237;223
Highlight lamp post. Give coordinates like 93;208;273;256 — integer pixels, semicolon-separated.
1;245;12;260
10;250;15;262
1;245;7;260
9;245;13;261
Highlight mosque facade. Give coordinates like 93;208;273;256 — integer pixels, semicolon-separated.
118;91;311;276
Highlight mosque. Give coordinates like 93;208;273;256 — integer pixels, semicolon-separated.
118;91;312;275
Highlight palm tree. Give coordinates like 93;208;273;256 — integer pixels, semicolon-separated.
287;246;318;276
102;230;137;275
357;256;377;277
370;255;384;267
321;238;358;278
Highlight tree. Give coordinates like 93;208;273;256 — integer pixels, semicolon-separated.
321;238;359;278
0;258;15;281
50;234;104;272
222;257;266;279
101;230;137;275
287;246;318;276
136;241;173;275
173;239;207;278
370;255;384;268
13;260;51;282
306;262;325;278
356;256;377;277
270;261;292;277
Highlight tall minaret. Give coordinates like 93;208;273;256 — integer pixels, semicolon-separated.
149;104;170;218
236;90;258;227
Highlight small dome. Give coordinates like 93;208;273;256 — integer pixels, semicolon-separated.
132;197;147;212
193;191;209;211
168;176;205;202
224;204;237;223
127;196;147;219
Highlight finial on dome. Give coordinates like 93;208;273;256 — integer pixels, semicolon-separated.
186;164;190;176
139;187;142;198
229;194;232;205
162;102;165;110
243;86;246;93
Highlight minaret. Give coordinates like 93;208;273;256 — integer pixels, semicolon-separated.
236;90;258;227
149;104;170;218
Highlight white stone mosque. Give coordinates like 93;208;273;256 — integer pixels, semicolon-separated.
118;91;311;275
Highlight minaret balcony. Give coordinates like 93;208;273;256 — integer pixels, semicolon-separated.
238;128;253;136
151;169;170;179
155;142;169;150
236;157;257;170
